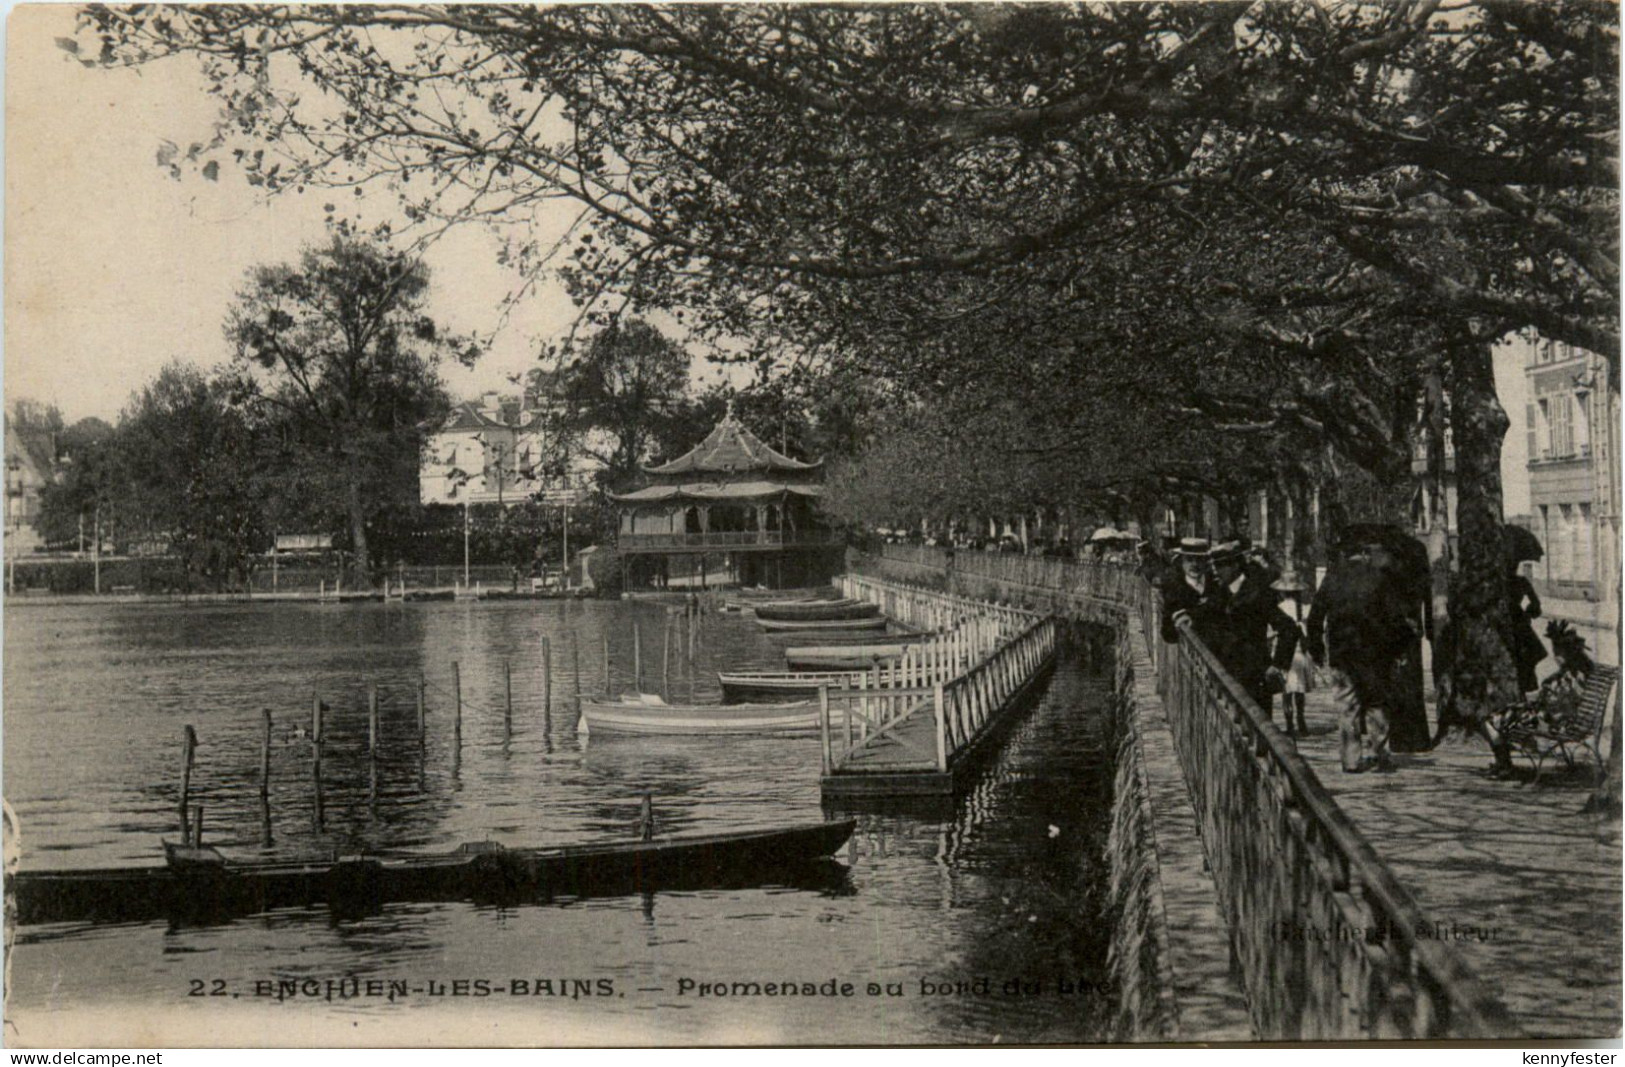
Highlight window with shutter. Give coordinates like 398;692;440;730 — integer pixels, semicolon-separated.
1553;396;1573;457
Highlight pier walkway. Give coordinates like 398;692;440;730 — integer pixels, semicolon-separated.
863;545;1620;1039
817;574;1060;798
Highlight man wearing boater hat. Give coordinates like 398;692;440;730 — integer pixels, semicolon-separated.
1159;538;1228;648
1209;539;1301;715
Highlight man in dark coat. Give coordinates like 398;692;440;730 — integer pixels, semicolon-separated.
1306;548;1419;772
1210;541;1301;715
1159;538;1229;649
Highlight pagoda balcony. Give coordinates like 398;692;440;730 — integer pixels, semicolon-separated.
617;530;843;554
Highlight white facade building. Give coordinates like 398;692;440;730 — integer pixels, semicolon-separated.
419;386;599;507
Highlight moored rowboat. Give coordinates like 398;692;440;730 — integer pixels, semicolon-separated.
717;669;866;704
755;615;889;632
786;653;901;671
764;628;931;646
11;820;857;926
579;693;820;735
751;599;879;623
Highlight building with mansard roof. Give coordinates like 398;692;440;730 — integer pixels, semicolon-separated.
419;375;597;508
610;406;841;589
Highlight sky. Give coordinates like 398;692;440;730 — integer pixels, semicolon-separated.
2;4;742;426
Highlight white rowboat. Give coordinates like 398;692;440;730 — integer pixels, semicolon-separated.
578;693;820;736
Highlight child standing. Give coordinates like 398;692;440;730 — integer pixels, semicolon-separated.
1272;573;1313;737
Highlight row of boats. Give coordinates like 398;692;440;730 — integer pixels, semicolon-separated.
580;586;919;737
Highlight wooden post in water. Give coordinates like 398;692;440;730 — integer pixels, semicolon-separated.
633;621;643;693
416;673;427;744
504;659;513;735
368;684;380;758
260;709;273;800
311;692;323;749
179;725;197;845
542;636;553;718
311;741;325;832
572;637;582;704
662;617;671;701
452;661;463;744
602;632;611;697
935;683;947;772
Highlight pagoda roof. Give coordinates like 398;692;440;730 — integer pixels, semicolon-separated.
643;410;820;475
611;481;824;504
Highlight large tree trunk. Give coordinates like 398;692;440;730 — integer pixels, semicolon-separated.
347;473;374;591
1434;335;1520;735
1282;476;1318;587
1421;363;1457;728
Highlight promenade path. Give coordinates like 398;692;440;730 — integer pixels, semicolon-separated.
1290;687;1621;1038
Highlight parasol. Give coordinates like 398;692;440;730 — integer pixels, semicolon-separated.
1503;523;1545;564
1336;523;1430;588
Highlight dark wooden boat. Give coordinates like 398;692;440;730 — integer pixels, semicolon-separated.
756;615;889;632
752;599;880;623
10;820;857;926
765;628;931;646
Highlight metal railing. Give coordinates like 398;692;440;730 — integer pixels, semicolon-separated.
872;543;1518;1039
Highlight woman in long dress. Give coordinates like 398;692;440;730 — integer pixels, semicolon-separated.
1509;562;1546;694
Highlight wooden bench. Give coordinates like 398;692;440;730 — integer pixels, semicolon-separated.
1504;663;1621;784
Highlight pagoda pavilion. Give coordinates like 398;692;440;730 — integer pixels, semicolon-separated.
610;408;841;589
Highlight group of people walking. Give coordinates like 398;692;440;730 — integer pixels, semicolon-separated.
1155;527;1450;774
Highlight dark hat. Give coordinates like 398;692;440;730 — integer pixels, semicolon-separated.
1173;537;1211;558
1210;539;1247;564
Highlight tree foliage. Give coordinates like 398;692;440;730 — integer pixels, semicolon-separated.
555;319;690;487
81;2;1617;359
115;362;270;586
223;232;466;583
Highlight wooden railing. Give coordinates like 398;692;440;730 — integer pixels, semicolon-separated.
618;530;841;551
819;574;1057;777
869;543;1518;1040
836;572;1036;637
936;616;1059;770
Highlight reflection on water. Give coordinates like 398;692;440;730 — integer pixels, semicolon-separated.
6;600;1115;1043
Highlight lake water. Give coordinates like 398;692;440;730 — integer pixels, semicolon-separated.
4;598;1115;1045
